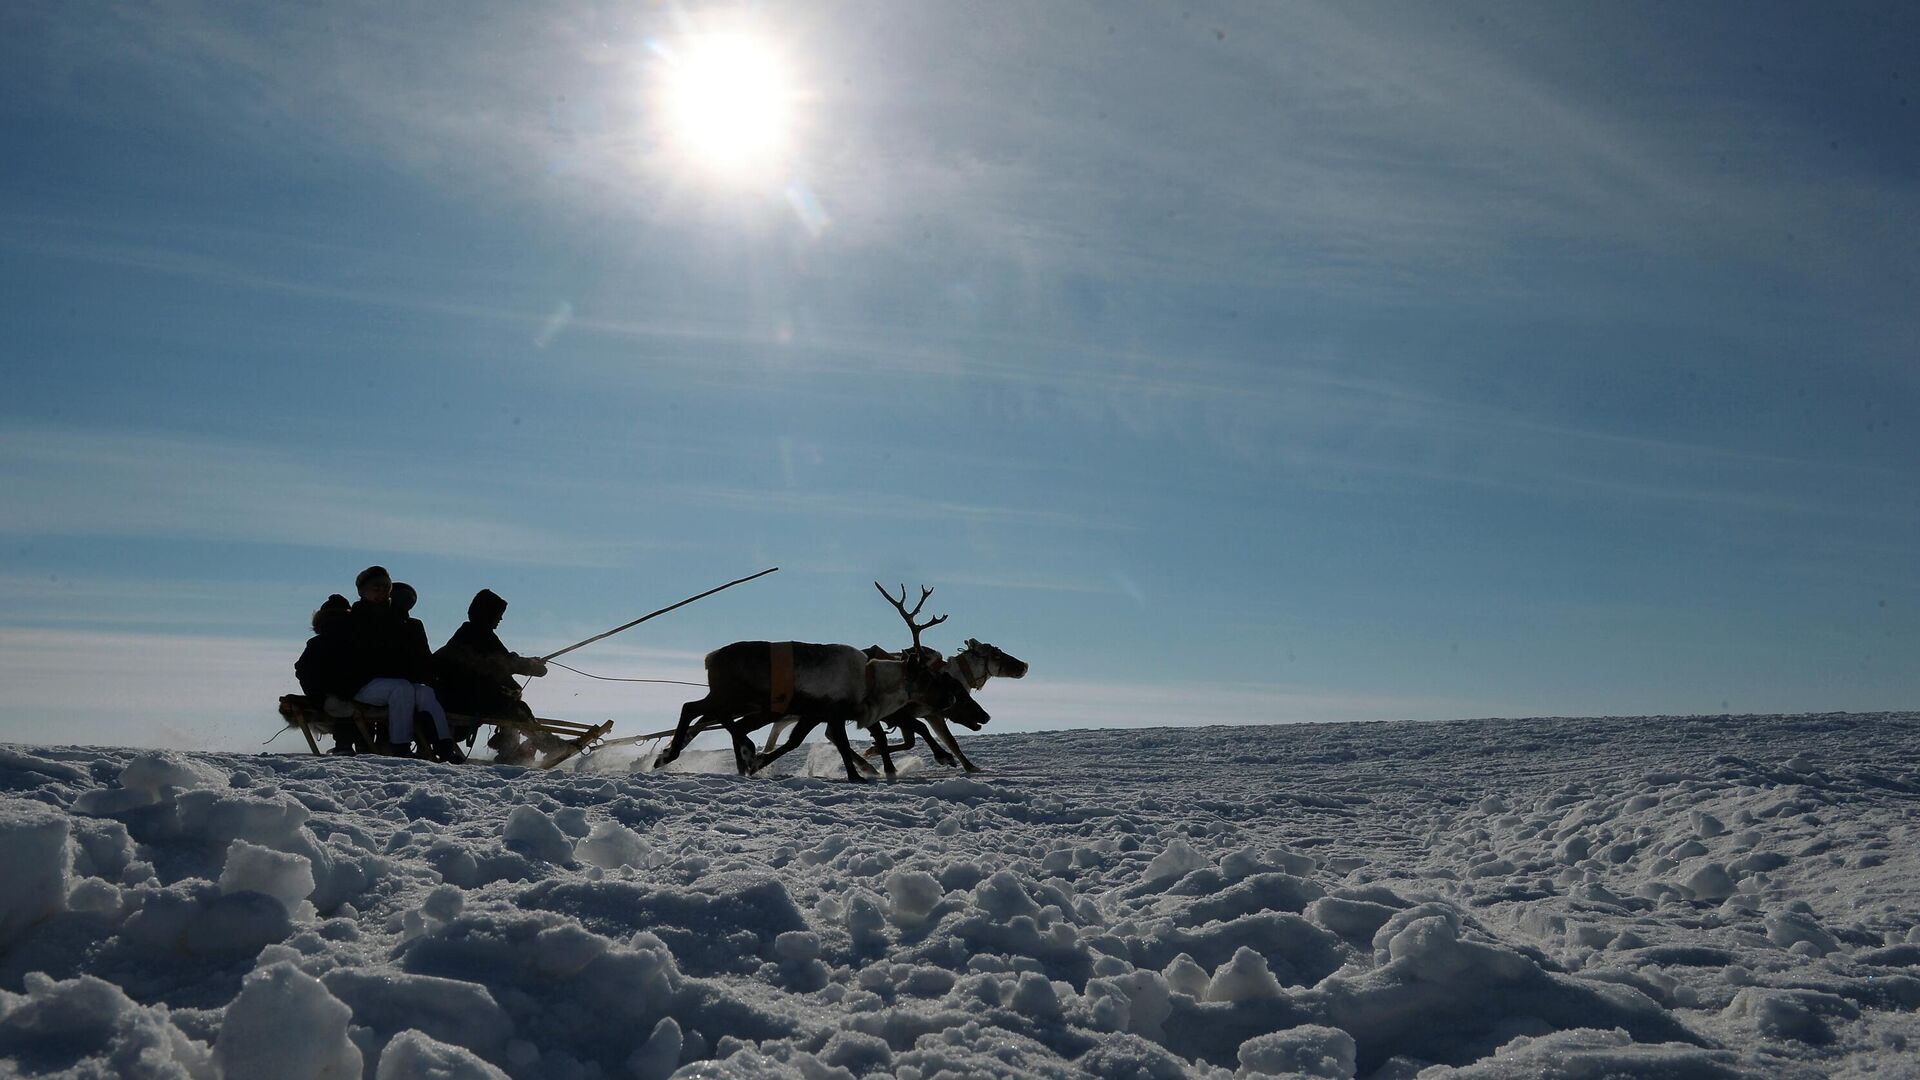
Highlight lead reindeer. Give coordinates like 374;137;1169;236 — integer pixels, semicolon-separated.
860;637;1028;772
752;584;989;780
654;584;987;781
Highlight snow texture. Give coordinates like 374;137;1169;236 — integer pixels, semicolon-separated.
2;712;1919;1078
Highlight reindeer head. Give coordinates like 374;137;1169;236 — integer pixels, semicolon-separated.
913;669;989;730
875;583;992;729
960;638;1028;680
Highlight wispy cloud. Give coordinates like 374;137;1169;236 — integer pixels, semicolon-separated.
25;0;1909;321
661;484;1134;534
901;570;1119;596
0;424;627;565
0;228;557;333
0;573;304;629
768;560;1123;598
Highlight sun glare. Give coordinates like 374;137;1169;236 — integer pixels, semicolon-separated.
657;32;796;182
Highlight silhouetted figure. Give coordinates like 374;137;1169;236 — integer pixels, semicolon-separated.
348;565;428;756
434;589;548;759
390;582;462;764
295;594;361;754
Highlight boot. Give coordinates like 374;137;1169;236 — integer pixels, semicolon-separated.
433;738;467;765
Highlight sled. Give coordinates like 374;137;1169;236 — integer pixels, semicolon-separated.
276;694;613;769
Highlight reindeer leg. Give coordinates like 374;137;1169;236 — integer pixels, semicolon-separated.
761;717;792;756
865;724;899;780
898;716;957;768
878;710;948;764
929;717;979;772
752;717;818;774
847;726;881;776
868;707;952;768
654;697;708;768
825;720;868;783
727;714;766;775
861;723;913;761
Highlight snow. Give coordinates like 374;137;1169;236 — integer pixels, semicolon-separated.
0;806;70;945
2;711;1919;1078
215;962;362;1080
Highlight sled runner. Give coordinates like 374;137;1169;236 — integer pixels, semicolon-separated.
276;694;613;769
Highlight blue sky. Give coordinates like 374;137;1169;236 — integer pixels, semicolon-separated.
3;1;1916;751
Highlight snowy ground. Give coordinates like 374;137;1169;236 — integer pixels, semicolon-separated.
3;711;1919;1079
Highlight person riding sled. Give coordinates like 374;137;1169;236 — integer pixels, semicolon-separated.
390;581;464;764
348;566;460;762
294;594;363;755
433;589;548;757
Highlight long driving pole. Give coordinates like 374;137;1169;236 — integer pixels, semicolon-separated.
539;567;779;663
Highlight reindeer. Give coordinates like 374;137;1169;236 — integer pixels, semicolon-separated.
652;584;987;782
750;584;991;780
857;637;1028;772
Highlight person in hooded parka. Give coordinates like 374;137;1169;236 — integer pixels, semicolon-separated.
433;589;549;745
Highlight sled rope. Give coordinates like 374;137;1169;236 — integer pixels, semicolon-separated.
545;659;704;686
519;566;778;692
540;567;779;663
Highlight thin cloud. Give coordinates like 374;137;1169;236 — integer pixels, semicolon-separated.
0;425;627;566
909;570;1119;596
0;231;549;331
661;485;1136;534
7;214;1887;529
29;0;1907;316
0;574;303;629
779;559;1121;598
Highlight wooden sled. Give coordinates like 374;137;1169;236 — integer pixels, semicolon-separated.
276;695;613;770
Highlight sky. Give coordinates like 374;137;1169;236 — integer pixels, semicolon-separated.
2;1;1916;752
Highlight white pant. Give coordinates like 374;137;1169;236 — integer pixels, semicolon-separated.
355;680;451;744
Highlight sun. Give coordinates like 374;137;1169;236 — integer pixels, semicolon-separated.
655;31;796;182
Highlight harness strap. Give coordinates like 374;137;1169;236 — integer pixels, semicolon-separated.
769;642;795;713
953;653;985;690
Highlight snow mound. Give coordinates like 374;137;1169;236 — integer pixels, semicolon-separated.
0;806;70;944
214;962;361;1080
0;973;213;1079
375;1030;510;1080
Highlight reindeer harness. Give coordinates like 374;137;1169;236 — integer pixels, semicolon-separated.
768;642;795;713
765;642;883;715
950;651;987;690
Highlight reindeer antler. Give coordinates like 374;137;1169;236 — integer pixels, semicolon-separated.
875;581;948;654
